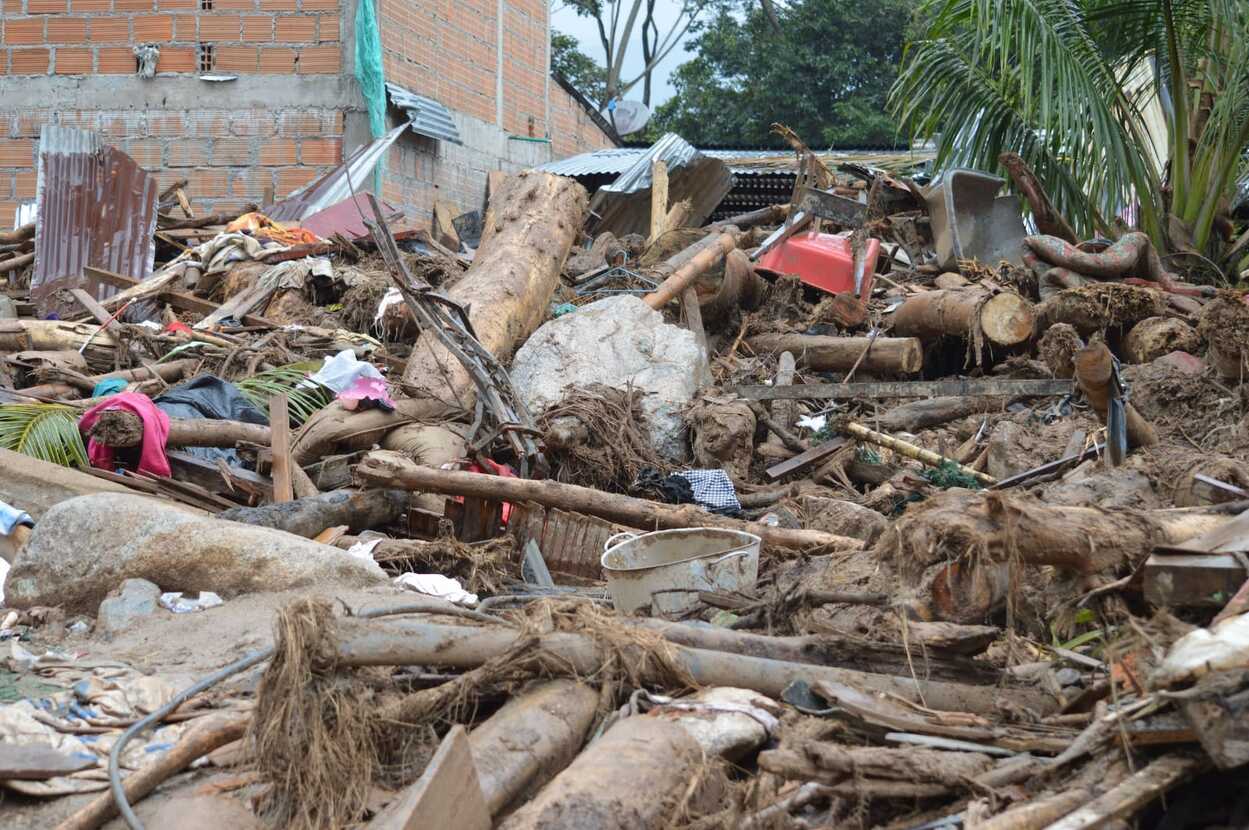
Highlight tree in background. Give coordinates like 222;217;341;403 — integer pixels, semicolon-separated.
652;0;914;147
892;0;1249;266
560;0;715;107
551;30;608;104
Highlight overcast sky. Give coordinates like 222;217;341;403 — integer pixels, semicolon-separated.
550;1;699;107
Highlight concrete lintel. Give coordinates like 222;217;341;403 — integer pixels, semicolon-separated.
3;74;358;112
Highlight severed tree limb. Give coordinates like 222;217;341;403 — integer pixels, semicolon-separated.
1073;342;1157;448
999;152;1078;244
355;451;857;551
219;488;407;539
55;713;248;830
86;411;270;449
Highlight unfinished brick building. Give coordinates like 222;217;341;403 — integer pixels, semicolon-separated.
0;0;616;227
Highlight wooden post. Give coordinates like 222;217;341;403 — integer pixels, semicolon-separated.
648;159;669;244
269;394;294;503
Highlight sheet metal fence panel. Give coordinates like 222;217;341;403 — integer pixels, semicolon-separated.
31;126;157;316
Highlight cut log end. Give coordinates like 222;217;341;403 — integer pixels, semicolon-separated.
87;409;144;448
980;292;1036;346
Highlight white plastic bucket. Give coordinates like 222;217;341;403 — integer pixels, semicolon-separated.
600;527;761;616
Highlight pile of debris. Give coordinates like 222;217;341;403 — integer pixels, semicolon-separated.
0;125;1247;830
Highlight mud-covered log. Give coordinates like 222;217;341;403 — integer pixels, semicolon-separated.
293;172;587;464
86;411;271;449
219;488;408;538
329;618;1058;714
877;396;996;433
748;333;923;375
877;490;1229;621
1037;283;1166;335
700;247;766;322
16;359;199;400
645;231;739;309
355;450;858;551
1121;316;1201;364
497;717;702;830
1073;342;1157;448
1197;295;1249;378
470;680;598;815
892;288;1036;347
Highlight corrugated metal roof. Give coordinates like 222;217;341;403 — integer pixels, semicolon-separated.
31;126;157;318
541;145;936;177
599;133;702;194
585;133;732;237
385;83;461;144
267;122;408;222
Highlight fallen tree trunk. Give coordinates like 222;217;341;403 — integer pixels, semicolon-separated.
470;679;598;816
355;451;856;551
644;231;739;310
1073;342;1157;448
293;171;587;464
0;319;116;355
876;396;997;433
498;716;703;830
219;488;408;538
329;618;1058;715
86;411;271;449
1121;316;1201;364
748;333;923;375
16;359;199;400
891;288;1036;347
0;222;34;245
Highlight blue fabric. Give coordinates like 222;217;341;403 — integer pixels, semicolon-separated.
91;377;128;398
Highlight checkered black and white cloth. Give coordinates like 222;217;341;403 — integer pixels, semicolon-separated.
677;469;742;514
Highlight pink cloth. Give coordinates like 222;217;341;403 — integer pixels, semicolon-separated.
78;393;172;477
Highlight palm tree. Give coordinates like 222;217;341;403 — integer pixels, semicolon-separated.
891;0;1249;274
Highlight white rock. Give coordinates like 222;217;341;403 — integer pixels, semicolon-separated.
511;295;704;460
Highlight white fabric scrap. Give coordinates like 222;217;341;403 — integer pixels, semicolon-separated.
797;414;828;432
158;592;224;614
374;286;405;325
302;348;386;394
394;573;478;606
345;538;383;562
1156;612;1249;686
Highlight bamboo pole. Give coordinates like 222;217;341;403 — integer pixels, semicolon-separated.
845;421;996;485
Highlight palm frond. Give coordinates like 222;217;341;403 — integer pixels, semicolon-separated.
0;404;89;467
235;363;336;428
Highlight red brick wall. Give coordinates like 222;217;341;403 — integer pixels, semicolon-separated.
0;1;342;76
0;106;343;226
549;82;616;160
376;0;550;138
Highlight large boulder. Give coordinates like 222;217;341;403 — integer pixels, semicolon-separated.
510;295;704;460
4;493;386;612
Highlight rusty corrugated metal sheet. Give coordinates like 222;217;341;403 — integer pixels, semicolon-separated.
31;126;158;317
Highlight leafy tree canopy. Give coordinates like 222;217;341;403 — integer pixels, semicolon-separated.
551;29;608;105
652;0;914;147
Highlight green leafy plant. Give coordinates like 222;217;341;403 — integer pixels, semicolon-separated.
892;0;1249;269
0;403;89;467
235;364;336;428
920;459;983;489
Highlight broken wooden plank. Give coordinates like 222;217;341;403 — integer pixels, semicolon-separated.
83;266;276;328
990;441;1103;490
765;438;847;481
371;725;491;830
269;394;294;503
1043;755;1203;830
1142;552;1249;608
167;451;273;502
732;378;1073;401
69;288;123;333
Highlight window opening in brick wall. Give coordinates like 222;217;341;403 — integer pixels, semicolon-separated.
198;44;214;73
200;0;213;9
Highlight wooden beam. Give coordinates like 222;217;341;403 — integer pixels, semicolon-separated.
371;725;491;830
1044;755;1203;830
83;266;277;328
649;159;669;243
69;288;122;333
1143;552;1249;608
765;438;847;481
731;378;1073;401
268;394;294;503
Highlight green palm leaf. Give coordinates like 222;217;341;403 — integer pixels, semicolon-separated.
0;404;89;467
235;363;337;428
